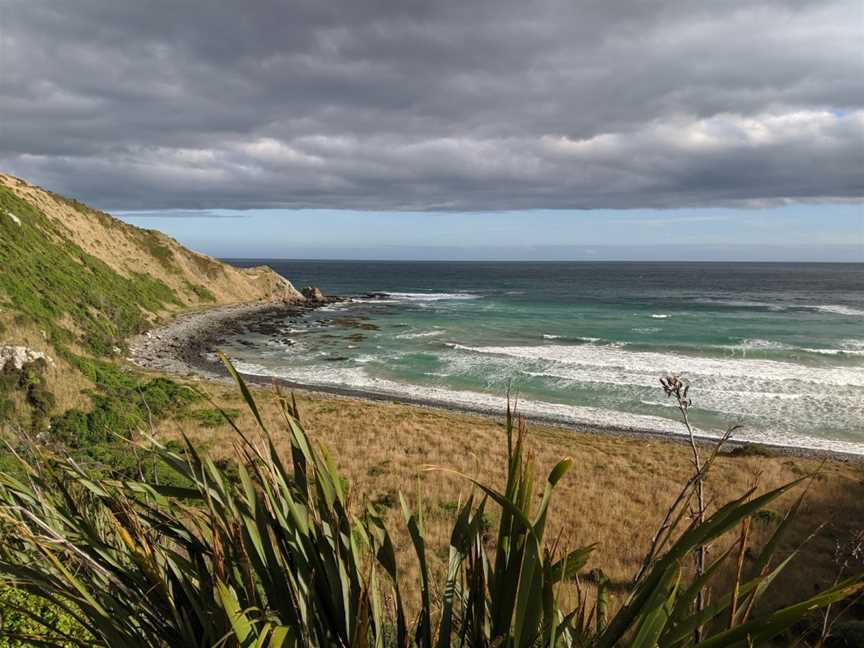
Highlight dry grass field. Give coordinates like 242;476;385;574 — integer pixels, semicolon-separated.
154;375;864;618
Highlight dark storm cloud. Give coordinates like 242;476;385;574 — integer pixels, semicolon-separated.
1;0;862;211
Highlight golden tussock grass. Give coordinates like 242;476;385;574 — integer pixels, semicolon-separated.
155;380;864;616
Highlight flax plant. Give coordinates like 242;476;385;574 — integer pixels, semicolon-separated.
0;357;861;647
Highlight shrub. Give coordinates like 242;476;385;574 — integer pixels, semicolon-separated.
185;281;217;302
729;443;777;458
49;409;91;445
132;229;176;270
25;383;54;420
0;360;55;430
372;490;398;512
184;406;239;428
50;375;198;448
0;399;13;423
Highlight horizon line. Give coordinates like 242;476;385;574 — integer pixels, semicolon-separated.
221;257;864;264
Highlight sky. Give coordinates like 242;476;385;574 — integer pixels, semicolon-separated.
119;204;864;261
2;1;863;260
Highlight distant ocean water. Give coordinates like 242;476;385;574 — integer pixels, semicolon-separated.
223;261;864;454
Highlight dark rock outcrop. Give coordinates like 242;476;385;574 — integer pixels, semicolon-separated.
302;286;326;302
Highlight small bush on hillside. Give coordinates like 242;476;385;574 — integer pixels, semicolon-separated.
184;406;240;428
51;375;198;447
0;399;13;423
729;443;777;458
132;229;177;270
185;280;217;302
0;360;55;430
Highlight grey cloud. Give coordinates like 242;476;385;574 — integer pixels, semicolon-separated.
1;0;862;211
116;210;241;219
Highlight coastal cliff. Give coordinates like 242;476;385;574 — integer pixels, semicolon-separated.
0;173;303;308
0;171;302;419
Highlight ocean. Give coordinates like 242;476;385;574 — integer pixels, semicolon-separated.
223;261;864;454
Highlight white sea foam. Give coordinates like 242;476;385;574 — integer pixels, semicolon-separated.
542;334;562;340
633;327;661;334
234;332;864;446
651;313;670;319
697;298;785;311
267;338;297;347
396;330;446;339
385;292;480;302
724;338;793;353
640;399;677;409
435;341;864;435
694;300;864;317
350;297;400;304
737;338;789;350
228;358;864;456
446;343;864;388
813;304;864;317
802;346;864;357
717;338;864;356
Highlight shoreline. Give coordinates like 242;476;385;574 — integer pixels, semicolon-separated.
128;300;864;464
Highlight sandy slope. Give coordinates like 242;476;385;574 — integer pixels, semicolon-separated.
0;172;303;307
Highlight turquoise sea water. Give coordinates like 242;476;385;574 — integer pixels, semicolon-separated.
223;261;864;454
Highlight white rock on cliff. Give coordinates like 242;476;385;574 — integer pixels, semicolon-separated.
0;346;54;371
4;211;21;226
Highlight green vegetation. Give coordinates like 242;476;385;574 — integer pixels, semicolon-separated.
0;359;860;647
48;357;199;477
185;280;217;302
50;375;197;448
0;360;54;430
1;354;198;486
0;186;207;480
728;443;777;458
131;228;177;270
184;406;240;428
0;585;86;648
0;186;179;356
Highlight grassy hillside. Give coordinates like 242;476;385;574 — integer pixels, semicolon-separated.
0;173;301;311
0;173;302;462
